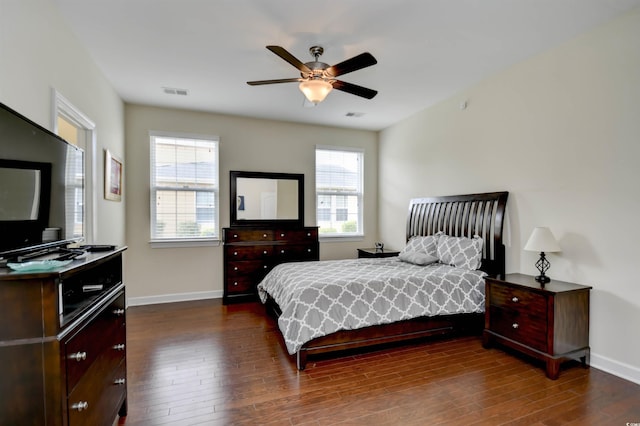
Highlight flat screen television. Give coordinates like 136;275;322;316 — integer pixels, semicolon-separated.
0;102;84;261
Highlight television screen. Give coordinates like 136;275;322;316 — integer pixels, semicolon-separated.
0;102;84;259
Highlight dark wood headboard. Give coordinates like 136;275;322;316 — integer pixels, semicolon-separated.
406;191;509;278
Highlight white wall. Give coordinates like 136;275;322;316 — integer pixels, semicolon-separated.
124;104;378;303
379;9;640;383
0;0;126;246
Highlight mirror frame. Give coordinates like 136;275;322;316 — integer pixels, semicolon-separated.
230;170;304;227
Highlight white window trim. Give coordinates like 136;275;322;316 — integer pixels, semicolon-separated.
51;89;97;244
149;130;220;248
315;145;365;239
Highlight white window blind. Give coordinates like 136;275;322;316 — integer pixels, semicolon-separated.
315;146;364;236
150;133;219;242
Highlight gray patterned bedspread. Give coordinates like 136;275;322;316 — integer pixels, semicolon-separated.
257;258;486;354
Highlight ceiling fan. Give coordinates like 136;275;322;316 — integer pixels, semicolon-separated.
247;45;378;104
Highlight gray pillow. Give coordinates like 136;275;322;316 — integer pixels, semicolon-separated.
400;233;441;258
398;251;439;266
437;234;483;270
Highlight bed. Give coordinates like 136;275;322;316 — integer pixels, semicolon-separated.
258;191;509;370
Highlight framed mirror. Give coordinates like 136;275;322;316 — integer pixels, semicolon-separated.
230;171;304;227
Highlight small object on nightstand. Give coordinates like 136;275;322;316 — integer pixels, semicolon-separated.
524;227;561;285
482;273;591;379
357;248;400;258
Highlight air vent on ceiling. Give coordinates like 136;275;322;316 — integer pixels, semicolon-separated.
163;87;189;96
345;112;365;117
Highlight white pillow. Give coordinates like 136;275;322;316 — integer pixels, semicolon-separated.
437;234;483;270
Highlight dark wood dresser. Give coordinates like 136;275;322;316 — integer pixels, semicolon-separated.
0;248;127;425
482;273;591;379
223;227;319;303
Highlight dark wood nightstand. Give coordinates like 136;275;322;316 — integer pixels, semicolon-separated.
357;248;400;258
482;273;591;379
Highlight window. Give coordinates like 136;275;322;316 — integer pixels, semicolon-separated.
315;146;364;236
150;133;219;243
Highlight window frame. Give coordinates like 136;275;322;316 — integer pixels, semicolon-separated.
149;131;220;248
315;145;364;239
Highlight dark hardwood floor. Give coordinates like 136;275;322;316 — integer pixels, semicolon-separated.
119;299;640;425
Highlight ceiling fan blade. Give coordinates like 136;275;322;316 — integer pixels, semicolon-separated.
326;52;377;77
332;80;378;99
266;46;312;74
247;78;302;86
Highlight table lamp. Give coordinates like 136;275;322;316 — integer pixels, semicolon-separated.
524;227;561;285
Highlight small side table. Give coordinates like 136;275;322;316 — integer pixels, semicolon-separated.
483;273;592;379
357;248;400;258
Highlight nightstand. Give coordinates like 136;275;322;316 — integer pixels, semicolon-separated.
482;273;591;379
357;248;400;258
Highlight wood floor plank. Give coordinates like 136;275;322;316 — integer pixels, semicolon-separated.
118;299;640;425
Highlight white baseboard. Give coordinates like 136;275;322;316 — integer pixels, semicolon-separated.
591;352;640;386
127;290;223;307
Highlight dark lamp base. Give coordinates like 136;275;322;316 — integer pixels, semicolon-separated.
535;274;551;284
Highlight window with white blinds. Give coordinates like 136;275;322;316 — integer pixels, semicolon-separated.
150;133;219;243
315;146;364;236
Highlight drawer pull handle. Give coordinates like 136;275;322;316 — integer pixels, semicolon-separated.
113;343;126;351
512;323;519;329
114;378;126;385
71;401;89;412
69;351;87;362
233;234;238;238
511;297;519;303
113;308;125;316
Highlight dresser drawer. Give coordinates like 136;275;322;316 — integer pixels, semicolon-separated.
225;229;274;242
227;260;271;278
490;284;547;319
489;306;548;352
225;245;274;260
67;354;126;426
65;292;126;392
274;244;318;260
274;228;318;241
226;276;257;294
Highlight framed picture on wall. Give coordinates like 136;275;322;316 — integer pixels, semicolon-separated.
105;149;123;201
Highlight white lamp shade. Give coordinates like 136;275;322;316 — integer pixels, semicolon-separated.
524;227;561;253
299;80;332;104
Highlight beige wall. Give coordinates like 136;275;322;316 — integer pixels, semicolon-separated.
379;9;640;382
124;104;378;302
0;0;126;246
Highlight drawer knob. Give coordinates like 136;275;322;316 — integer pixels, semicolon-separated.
233;282;238;286
69;351;87;362
281;249;285;254
114;378;126;385
113;343;126;351
233;234;238;238
307;232;311;237
263;250;267;254
263;265;267;269
234;266;238;271
511;297;519;303
281;233;285;237
233;251;238;256
512;323;519;329
263;234;267;238
307;248;311;252
112;308;125;316
71;401;89;412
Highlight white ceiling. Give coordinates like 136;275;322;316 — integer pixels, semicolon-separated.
51;0;640;131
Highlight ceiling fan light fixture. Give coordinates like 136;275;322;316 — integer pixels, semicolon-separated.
299;79;332;104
